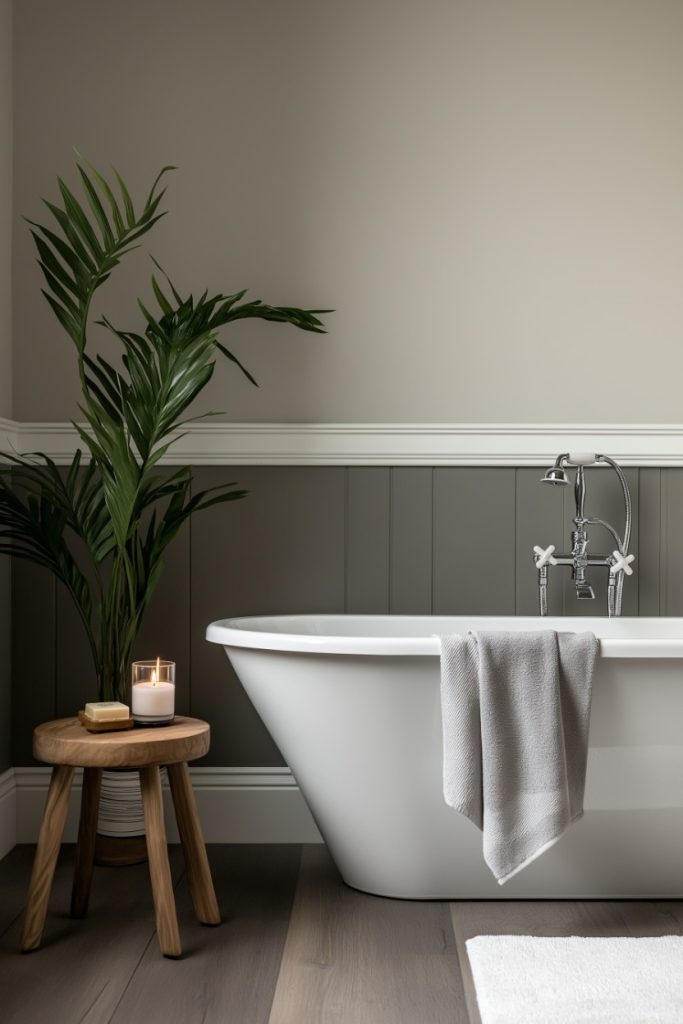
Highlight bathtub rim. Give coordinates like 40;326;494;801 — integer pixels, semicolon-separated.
206;614;683;659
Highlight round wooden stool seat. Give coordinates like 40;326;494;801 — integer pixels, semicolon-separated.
33;716;210;768
22;715;219;959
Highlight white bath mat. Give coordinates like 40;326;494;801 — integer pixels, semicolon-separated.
466;935;683;1024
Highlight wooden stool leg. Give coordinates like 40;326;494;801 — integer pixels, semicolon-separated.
167;762;221;925
140;765;182;958
21;765;74;952
70;767;102;918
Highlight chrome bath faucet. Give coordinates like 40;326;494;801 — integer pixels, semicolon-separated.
533;452;634;617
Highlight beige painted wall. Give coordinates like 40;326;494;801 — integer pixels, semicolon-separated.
12;0;683;424
0;0;11;772
0;0;11;421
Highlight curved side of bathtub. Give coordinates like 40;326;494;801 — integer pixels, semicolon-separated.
212;617;683;899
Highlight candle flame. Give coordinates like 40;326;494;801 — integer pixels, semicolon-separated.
151;655;161;686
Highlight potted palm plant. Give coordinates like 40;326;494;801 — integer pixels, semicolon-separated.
0;157;327;858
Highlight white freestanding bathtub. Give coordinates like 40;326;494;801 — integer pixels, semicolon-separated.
206;615;683;898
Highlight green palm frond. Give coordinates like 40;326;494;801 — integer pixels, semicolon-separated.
29;158;174;357
2;157;331;701
0;453;100;669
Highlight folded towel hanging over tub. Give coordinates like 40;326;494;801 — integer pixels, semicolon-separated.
440;630;599;884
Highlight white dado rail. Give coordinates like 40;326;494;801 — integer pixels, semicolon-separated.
2;418;683;465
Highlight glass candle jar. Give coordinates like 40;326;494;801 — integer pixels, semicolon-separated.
131;658;175;725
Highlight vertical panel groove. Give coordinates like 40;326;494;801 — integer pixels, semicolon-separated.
636;467;660;616
513;469;518;615
390;469;432;614
661;470;667;615
562;479;568;616
636;469;641;616
388;468;394;612
431;468;436;615
343;467;349;614
346;469;391;613
660;469;665;614
659;468;683;616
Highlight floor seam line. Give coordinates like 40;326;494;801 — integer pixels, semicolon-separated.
105;857;187;1022
105;928;157;1024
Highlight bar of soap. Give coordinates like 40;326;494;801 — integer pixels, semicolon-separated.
84;701;130;722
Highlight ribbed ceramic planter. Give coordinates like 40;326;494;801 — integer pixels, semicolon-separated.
94;767;166;865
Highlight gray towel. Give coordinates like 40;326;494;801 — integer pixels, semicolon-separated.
440;630;598;884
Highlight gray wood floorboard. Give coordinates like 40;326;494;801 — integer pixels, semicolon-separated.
0;845;36;936
268;844;467;1024
2;844;682;1024
614;900;683;936
109;845;301;1024
0;844;184;1024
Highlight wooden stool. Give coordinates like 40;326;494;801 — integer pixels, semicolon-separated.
22;716;220;958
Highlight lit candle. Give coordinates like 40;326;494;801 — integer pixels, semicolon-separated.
131;657;175;725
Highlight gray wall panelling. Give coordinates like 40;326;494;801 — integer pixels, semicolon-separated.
12;526;191;766
12;563;56;765
54;534;109;719
389;468;433;615
638;469;661;616
433;468;516;614
52;530;191;719
0;561;10;772
10;463;683;767
55;575;93;720
515;468;565;616
661;469;683;615
134;525;191;716
346;468;391;613
190;467;346;766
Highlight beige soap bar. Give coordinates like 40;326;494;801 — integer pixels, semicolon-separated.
84;701;130;721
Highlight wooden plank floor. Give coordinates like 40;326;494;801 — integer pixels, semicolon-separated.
0;843;682;1024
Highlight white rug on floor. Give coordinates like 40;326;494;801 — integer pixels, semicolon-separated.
466;935;683;1024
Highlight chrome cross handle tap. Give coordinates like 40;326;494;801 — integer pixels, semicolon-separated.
533;452;634;617
533;544;557;568
611;550;635;576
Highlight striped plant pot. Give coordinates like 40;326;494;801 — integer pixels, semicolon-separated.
95;767;166;865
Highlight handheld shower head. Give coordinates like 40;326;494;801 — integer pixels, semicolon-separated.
541;453;570;486
541;466;570;486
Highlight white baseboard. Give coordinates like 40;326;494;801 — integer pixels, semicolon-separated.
6;766;321;849
0;768;17;859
